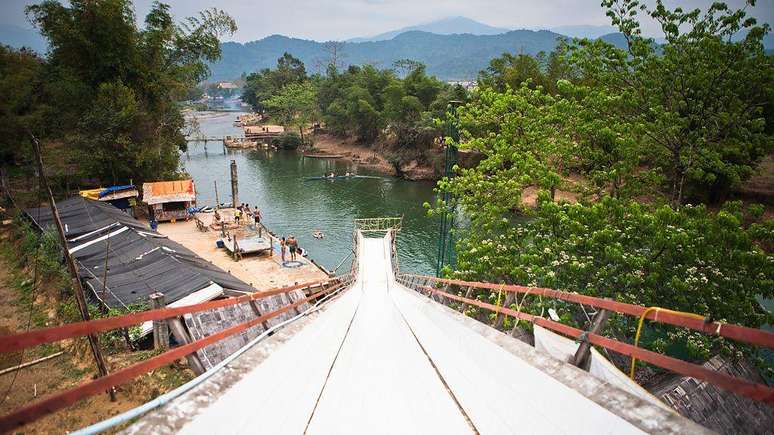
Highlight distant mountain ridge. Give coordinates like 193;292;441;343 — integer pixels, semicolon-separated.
348;16;511;42
213;29;572;81
548;25;618;39
2;16;771;82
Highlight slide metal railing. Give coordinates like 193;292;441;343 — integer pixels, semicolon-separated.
396;273;774;405
0;274;353;432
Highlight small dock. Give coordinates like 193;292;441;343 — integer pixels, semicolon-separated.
185;136;223;142
156;211;328;291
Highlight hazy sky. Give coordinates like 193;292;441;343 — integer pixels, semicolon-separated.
2;0;772;42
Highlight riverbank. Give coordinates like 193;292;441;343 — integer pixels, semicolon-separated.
155;216;329;290
311;133;438;180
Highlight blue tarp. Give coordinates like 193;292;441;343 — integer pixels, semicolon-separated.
98;185;136;198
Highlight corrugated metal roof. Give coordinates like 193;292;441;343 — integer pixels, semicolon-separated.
25;197;254;309
142;180;196;204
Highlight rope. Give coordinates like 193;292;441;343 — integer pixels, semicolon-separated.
493;283;505;323
629;306;705;379
510;287;533;330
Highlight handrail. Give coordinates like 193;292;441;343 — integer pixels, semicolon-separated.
396;275;774;405
0;282;350;433
0;275;350;354
401;274;774;349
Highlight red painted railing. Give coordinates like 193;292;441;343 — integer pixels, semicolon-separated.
397;274;774;405
0;275;352;432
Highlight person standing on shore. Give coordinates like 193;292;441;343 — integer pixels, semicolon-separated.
287;235;298;261
280;237;287;262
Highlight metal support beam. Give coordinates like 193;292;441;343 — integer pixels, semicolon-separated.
572;309;610;370
167;317;205;375
150;293;169;350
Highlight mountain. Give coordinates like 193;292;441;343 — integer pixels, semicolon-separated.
0;24;47;53
347;16;510;43
549;25;618;40
212;29;571;81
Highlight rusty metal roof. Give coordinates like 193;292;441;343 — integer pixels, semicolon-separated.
142;180;196;204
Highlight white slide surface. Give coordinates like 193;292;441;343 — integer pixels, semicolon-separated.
178;233;644;434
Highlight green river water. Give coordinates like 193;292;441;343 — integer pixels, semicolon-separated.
182;111;440;275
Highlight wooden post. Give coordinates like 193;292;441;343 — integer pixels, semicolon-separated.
230;159;238;207
248;300;272;331
167;317;206;375
232;236;240;261
571;308;610;370
214;180;220;209
30;135;116;402
493;292;515;329
459;286;474;315
150;293;169;350
99;235;111;314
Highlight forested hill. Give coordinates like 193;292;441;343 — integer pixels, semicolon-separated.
210;29;596;81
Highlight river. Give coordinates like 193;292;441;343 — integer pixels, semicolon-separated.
182;111;440;275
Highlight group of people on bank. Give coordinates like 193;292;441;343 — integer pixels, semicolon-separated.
234;203;261;226
213;203;327;266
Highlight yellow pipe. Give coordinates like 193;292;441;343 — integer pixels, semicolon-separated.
629;307;706;379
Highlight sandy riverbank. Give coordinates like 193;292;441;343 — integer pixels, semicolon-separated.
156;218;329;291
311;134;439;180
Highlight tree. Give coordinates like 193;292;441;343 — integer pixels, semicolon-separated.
264;81;318;144
478;53;547;92
26;0;236;183
569;0;774;205
0;46;47;165
428;0;774;370
242;52;307;112
322;41;346;70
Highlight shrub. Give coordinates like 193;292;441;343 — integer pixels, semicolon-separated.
273;132;302;150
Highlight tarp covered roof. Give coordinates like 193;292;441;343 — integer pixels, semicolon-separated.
80;185;138;202
142;180;195;205
26;197;254;308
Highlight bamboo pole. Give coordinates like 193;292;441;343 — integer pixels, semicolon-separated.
30;135;116;402
0;351;64;377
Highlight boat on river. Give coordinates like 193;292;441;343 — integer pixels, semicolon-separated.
302;153;345;159
304;175;383;181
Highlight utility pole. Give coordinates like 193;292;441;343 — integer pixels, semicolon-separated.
230;159;238;208
214;180;220;209
435;101;462;277
30;135;116;401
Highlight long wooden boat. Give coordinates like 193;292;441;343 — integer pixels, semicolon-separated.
304;175;382;181
302;153;345;159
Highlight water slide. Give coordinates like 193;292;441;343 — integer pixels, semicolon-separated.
174;233;670;434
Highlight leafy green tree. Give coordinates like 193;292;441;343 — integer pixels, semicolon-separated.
264;81;318;143
26;0;236;183
478;53;547;92
569;0;773;205
448;195;773;361
0;46;48;164
242;52;306;112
